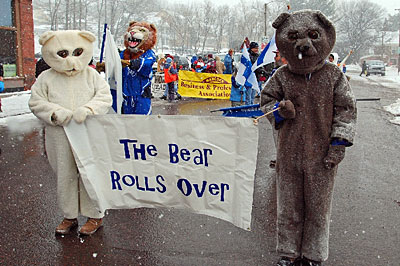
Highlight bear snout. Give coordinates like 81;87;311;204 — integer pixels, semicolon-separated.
295;38;316;56
296;45;309;52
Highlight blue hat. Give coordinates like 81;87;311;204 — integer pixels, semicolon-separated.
166;57;172;64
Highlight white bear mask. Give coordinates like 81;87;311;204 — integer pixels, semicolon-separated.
39;30;95;76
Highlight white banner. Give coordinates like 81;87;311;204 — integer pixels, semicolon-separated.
64;115;258;230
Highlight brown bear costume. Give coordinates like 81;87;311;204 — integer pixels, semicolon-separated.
260;10;357;264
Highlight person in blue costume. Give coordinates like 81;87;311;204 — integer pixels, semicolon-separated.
119;47;156;114
98;21;157;114
119;21;157;115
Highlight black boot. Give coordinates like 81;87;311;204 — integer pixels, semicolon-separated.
277;257;302;266
302;257;322;266
160;95;167;100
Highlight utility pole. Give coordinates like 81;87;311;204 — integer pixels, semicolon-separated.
381;19;387;62
264;3;267;37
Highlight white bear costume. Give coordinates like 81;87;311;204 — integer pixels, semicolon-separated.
29;30;112;219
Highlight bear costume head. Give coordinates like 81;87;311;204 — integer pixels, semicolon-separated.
39;30;96;76
123;21;157;60
272;10;336;75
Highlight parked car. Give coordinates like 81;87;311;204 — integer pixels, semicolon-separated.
173;55;191;70
366;60;385;76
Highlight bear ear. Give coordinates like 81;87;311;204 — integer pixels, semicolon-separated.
39;31;56;46
272;13;291;29
79;31;96;43
150;24;157;33
129;21;137;27
315;11;333;29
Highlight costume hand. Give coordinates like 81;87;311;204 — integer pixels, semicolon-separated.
129;59;141;70
278;100;296;119
96;62;105;73
323;145;345;169
51;109;73;126
73;107;92;123
121;59;130;68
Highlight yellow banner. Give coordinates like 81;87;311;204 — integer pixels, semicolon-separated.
178;71;232;99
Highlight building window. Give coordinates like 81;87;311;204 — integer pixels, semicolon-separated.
0;0;16;65
0;0;14;27
0;29;17;64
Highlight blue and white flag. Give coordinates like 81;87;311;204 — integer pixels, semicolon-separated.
252;34;277;72
235;45;259;92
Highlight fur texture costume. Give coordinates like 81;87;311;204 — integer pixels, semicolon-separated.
260;10;357;262
29;30;112;220
116;21;157;114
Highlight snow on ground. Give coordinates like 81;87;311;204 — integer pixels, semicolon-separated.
383;98;400;116
347;64;400;125
347;64;400;88
0;91;31;117
0;91;42;133
383;98;400;125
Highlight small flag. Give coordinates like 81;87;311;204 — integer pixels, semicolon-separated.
252;34;277;72
236;43;259;92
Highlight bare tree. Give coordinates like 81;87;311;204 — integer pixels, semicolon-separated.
49;0;62;30
336;0;386;62
214;5;230;52
198;1;216;54
65;0;69;29
96;0;105;47
33;0;63;30
288;0;337;20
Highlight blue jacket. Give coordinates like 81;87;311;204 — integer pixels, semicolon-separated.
0;81;4;93
224;54;233;74
120;49;156;97
230;76;245;102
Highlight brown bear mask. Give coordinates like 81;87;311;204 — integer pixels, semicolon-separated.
272;10;336;75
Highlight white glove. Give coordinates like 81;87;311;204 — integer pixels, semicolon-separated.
73;107;92;123
51;109;73;126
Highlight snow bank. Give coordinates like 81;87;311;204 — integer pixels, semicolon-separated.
389;117;400;126
383;98;400;116
383;98;400;126
0;92;42;133
0;92;31;118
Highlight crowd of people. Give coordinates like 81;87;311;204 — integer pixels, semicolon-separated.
228;42;271;107
155;43;272;107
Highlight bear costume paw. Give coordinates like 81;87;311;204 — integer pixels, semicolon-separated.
52;109;73;126
278;100;296;119
73;107;92;123
323;145;345;169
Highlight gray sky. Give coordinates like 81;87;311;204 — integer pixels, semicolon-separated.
174;0;400;15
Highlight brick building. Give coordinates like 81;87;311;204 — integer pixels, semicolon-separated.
0;0;35;92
